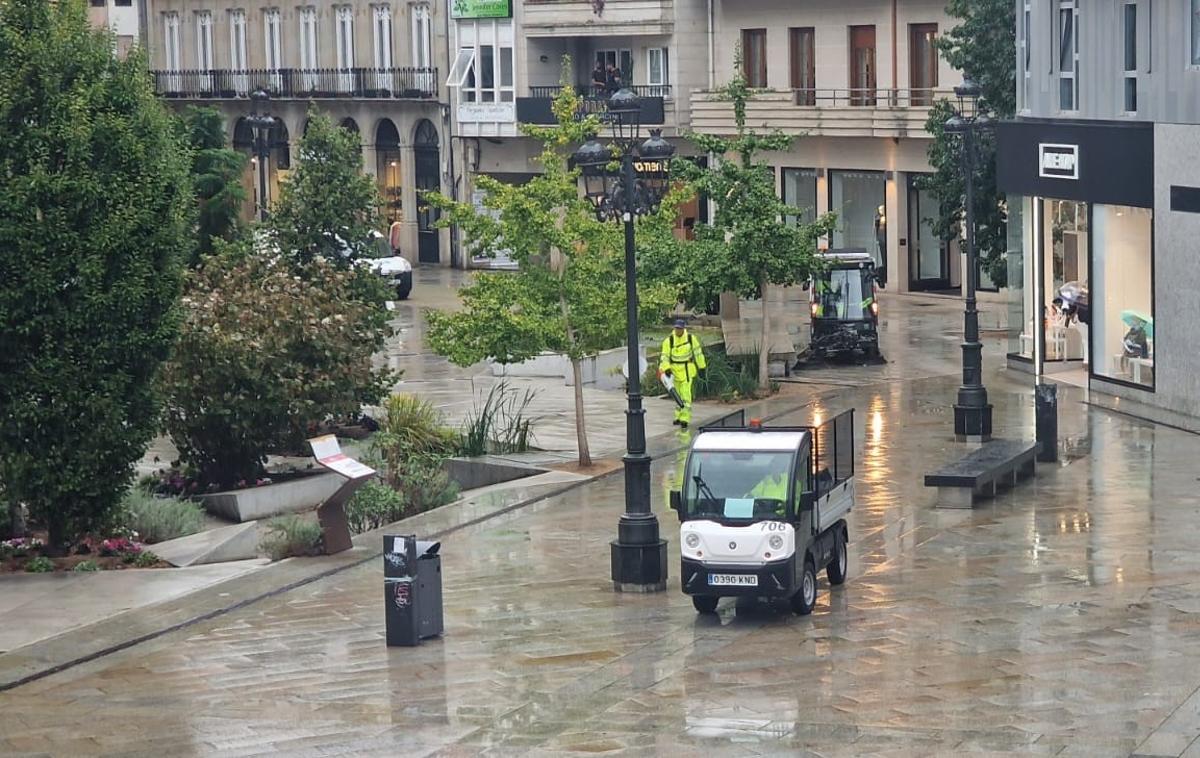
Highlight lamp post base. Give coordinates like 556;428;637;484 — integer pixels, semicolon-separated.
610;536;668;593
954;403;994;443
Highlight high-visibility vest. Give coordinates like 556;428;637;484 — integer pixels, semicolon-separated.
659;331;707;380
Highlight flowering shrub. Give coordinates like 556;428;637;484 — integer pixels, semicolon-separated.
1;537;45;558
98;538;141;558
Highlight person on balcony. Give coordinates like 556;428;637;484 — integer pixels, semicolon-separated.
591;61;606;95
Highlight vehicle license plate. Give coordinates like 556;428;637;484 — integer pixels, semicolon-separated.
709;573;757;587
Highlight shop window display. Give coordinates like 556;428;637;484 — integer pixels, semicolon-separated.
1043;199;1089;364
830;170;886;275
1092;204;1153;387
1007;195;1033;358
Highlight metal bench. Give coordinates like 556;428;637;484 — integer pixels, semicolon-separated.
923;439;1037;509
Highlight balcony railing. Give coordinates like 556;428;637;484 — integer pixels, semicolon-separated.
790;87;954;107
152;67;439;100
691;87;952;139
516;87;666;126
528;84;673;99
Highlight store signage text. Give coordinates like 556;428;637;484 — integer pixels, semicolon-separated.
450;0;511;19
1039;143;1079;180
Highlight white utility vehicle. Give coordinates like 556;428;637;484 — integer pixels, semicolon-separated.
669;411;856;615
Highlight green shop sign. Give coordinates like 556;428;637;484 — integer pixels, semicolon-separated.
451;0;512;19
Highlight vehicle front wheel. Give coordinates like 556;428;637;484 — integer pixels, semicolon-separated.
791;558;817;616
692;596;719;614
827;527;848;586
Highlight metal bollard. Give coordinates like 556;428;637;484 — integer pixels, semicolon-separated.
384;535;444;647
1035;383;1058;463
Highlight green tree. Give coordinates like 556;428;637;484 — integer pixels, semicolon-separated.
184;106;247;263
920;0;1015;287
425;85;676;467
0;0;193;551
677;65;836;390
268;107;383;267
162;253;391;489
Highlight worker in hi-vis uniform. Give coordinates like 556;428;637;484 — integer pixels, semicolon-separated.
658;318;707;429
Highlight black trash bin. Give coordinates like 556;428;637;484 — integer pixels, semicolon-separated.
1035;383;1058;463
384;535;444;647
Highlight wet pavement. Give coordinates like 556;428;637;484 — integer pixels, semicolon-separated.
6;319;1200;755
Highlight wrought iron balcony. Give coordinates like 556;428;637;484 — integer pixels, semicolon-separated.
151;67;439;100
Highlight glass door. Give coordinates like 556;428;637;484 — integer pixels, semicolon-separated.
907;176;948;290
1042;198;1089;368
849;26;876;105
909;24;938;105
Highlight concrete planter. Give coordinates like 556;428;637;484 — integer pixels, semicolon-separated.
490;345;644;391
199;472;342;522
443;456;543;491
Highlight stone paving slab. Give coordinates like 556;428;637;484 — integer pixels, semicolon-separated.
0;399;755;692
9;369;1200;755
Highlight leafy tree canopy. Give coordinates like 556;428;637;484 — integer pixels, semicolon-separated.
268;107;384;267
921;0;1015;287
0;0;194;549
425;76;676;465
669;61;836;388
183;106;247;263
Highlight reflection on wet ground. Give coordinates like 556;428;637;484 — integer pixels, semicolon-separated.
6;349;1200;755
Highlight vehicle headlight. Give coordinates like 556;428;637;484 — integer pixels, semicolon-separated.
768;535;784;551
685;533;701;549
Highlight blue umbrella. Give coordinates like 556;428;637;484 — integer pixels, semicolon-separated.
1121;310;1154;338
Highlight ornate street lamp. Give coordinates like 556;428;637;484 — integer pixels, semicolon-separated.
944;77;995;441
572;90;676;593
246;89;276;222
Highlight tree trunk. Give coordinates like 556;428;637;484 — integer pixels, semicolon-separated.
7;498;26;540
758;276;771;392
570;358;592;468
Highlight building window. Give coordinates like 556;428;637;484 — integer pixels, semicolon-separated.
195;11;214;71
1043;199;1088;364
1123;3;1137;112
90;0;105;7
114;0;131;7
229;10;247;70
264;8;282;74
1058;0;1078;111
1021;0;1031;109
448;39;514;104
829;170;887;269
335;7;354;69
299;7;318;88
411;4;431;68
163;12;181;72
1092;205;1153;387
1193;0;1200;65
300;7;318;68
647;47;668;89
909;24;938;105
781;168;817;226
373;5;392;69
742;28;767;87
789;28;814;104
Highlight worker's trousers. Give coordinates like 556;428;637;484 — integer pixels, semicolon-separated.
675;374;694;424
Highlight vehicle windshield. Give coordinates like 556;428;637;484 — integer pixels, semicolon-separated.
814;267;872;320
682;450;795;521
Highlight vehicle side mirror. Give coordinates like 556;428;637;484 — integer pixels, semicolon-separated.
801;280;810;291
669;490;682;511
